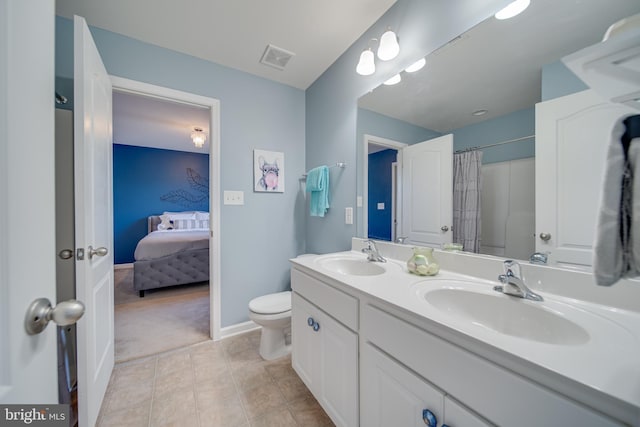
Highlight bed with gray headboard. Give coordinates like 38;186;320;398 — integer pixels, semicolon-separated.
133;214;210;297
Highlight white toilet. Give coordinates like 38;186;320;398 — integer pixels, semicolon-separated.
248;290;292;360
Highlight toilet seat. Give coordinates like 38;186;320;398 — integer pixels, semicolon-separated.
249;291;291;315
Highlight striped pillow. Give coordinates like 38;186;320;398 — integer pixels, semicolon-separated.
172;218;209;230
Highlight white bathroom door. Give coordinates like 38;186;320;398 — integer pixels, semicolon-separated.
536;89;635;266
0;0;59;405
401;134;453;247
73;15;115;427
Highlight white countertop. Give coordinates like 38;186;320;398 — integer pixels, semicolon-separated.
290;250;640;418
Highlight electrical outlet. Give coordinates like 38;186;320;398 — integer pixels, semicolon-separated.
345;207;353;225
223;190;244;205
377;202;385;210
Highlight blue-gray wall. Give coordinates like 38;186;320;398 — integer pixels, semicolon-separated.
304;0;511;254
451;107;535;164
113;144;210;264
542;61;589;102
56;17;305;327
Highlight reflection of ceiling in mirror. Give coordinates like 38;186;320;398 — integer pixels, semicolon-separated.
358;0;640;133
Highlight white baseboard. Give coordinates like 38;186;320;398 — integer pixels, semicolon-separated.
114;263;134;270
219;320;260;340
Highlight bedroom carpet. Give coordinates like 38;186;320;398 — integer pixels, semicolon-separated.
114;267;211;363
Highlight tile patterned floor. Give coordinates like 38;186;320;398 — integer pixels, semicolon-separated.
97;330;334;427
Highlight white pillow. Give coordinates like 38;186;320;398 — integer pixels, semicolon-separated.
163;211;196;221
195;211;210;221
157;214;173;230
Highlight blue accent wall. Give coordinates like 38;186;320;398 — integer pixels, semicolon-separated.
113;144;209;264
368;149;397;241
56;16;305;327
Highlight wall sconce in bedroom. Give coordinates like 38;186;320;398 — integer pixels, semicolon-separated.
356;27;400;76
191;127;207;148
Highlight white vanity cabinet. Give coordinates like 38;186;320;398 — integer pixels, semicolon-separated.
361;303;622;427
361;342;491;427
291;269;359;427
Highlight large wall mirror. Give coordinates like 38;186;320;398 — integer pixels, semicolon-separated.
356;0;640;261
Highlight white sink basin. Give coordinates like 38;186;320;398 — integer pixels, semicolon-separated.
412;280;592;345
319;257;386;276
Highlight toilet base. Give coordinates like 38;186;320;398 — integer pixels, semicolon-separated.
259;326;292;360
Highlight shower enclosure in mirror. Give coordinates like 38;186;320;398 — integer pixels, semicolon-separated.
356;0;640;261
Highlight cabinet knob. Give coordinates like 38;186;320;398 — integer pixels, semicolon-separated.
313;322;320;332
422;409;437;427
307;317;314;327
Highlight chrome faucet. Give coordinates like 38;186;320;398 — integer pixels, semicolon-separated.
494;260;543;301
529;252;549;265
395;236;408;244
362;240;386;262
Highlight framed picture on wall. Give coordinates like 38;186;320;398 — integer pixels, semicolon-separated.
254;149;284;193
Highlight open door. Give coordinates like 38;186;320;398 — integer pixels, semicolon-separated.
1;0;59;405
74;16;115;427
401;134;453;247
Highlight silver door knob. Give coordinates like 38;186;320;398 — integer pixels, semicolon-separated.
440;226;449;232
539;232;551;241
24;298;85;335
88;245;108;260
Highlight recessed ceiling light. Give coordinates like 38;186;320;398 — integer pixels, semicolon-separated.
383;74;402;86
495;0;530;20
472;109;488;116
405;58;426;73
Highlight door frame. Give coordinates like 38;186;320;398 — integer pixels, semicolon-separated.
362;134;407;241
110;76;222;341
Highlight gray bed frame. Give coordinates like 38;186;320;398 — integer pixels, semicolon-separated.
133;215;210;297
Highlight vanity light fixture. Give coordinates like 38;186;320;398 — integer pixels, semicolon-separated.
405;57;426;73
356;28;400;76
377;28;400;61
190;127;206;148
383;74;402;86
494;0;530;20
472;109;488;116
356;48;376;76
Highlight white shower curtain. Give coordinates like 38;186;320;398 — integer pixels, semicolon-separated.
453;150;483;253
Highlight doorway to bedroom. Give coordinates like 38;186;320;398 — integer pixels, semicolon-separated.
110;78;221;362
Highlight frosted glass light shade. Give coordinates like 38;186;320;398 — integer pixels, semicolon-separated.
405;58;426;73
191;128;206;148
356;49;376;76
377;29;399;61
383;74;401;85
494;0;530;20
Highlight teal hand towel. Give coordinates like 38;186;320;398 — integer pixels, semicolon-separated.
305;166;330;217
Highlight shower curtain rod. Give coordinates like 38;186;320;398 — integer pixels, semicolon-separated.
455;134;535;153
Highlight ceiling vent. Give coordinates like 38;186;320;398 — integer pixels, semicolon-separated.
260;44;295;70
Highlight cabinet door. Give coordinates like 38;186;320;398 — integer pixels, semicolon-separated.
291;292;319;389
318;306;358;427
361;343;444;427
292;292;359;427
444;396;492;427
536;89;635;266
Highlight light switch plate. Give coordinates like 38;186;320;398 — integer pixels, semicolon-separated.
224;190;244;205
356;196;363;207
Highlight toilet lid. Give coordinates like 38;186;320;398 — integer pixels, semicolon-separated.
249;291;292;314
